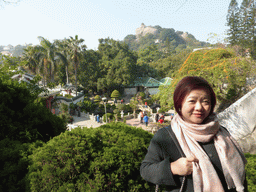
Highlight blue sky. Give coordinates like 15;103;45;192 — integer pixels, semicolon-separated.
0;0;243;50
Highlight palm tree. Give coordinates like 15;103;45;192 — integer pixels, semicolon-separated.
22;46;41;74
67;35;86;96
54;39;71;85
37;36;57;83
37;36;67;85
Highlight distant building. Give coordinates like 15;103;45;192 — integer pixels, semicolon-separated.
124;77;172;96
3;45;14;51
11;68;35;84
1;50;12;56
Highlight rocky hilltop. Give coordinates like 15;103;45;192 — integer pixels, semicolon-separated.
124;23;210;51
135;23;188;41
135;23;159;39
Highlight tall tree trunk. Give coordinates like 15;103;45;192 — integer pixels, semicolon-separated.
66;65;69;85
74;49;78;96
44;59;47;87
49;62;52;83
75;65;77;96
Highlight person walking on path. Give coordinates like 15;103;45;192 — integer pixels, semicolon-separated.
143;113;149;127
155;112;159;122
96;114;100;123
140;111;144;123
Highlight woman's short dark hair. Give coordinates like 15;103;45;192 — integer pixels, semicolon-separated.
173;76;216;117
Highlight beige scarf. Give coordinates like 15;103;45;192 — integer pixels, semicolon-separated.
171;114;247;192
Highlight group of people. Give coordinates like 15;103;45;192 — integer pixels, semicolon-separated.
140;110;169;127
140;76;247;192
155;112;165;124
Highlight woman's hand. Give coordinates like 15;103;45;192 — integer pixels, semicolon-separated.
170;157;198;176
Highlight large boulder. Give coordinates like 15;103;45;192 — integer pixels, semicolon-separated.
135;23;159;39
218;87;256;154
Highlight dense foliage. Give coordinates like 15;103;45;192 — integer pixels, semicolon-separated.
0;79;66;143
0;139;45;192
78;49;101;93
0;61;67;191
0;79;66;191
245;153;256;192
226;0;256;59
0;139;29;191
28;122;154;191
96;38;138;94
76;98;98;113
156;48;253;111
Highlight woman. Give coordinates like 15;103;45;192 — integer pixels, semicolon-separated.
140;76;247;192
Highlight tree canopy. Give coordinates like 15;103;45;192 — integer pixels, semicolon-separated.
226;0;256;58
156;48;253;111
97;38;137;94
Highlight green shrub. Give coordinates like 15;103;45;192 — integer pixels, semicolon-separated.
76;101;83;108
69;102;76;110
0;139;29;192
94;95;101;103
0;79;66;143
27;123;154;191
158;107;168;114
47;82;57;89
103;113;113;122
79;99;97;113
64;94;73;99
116;103;125;111
59;103;68;113
58;112;74;124
113;109;121;121
245;153;256;191
55;93;63;97
0;139;44;192
138;92;146;100
111;90;120;99
124;104;132;113
144;98;154;106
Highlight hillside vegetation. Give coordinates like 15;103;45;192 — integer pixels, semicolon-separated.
156;48;255;111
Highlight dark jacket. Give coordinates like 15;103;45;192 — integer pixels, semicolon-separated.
155;113;159;122
140;126;247;192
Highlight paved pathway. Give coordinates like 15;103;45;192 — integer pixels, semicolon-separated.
126;118;154;131
67;116;105;130
67;115;154;132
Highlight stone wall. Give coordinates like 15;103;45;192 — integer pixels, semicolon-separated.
124;87;137;95
124;87;159;96
218;87;256;154
148;88;159;95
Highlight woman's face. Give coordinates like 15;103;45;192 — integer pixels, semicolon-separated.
180;89;211;124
